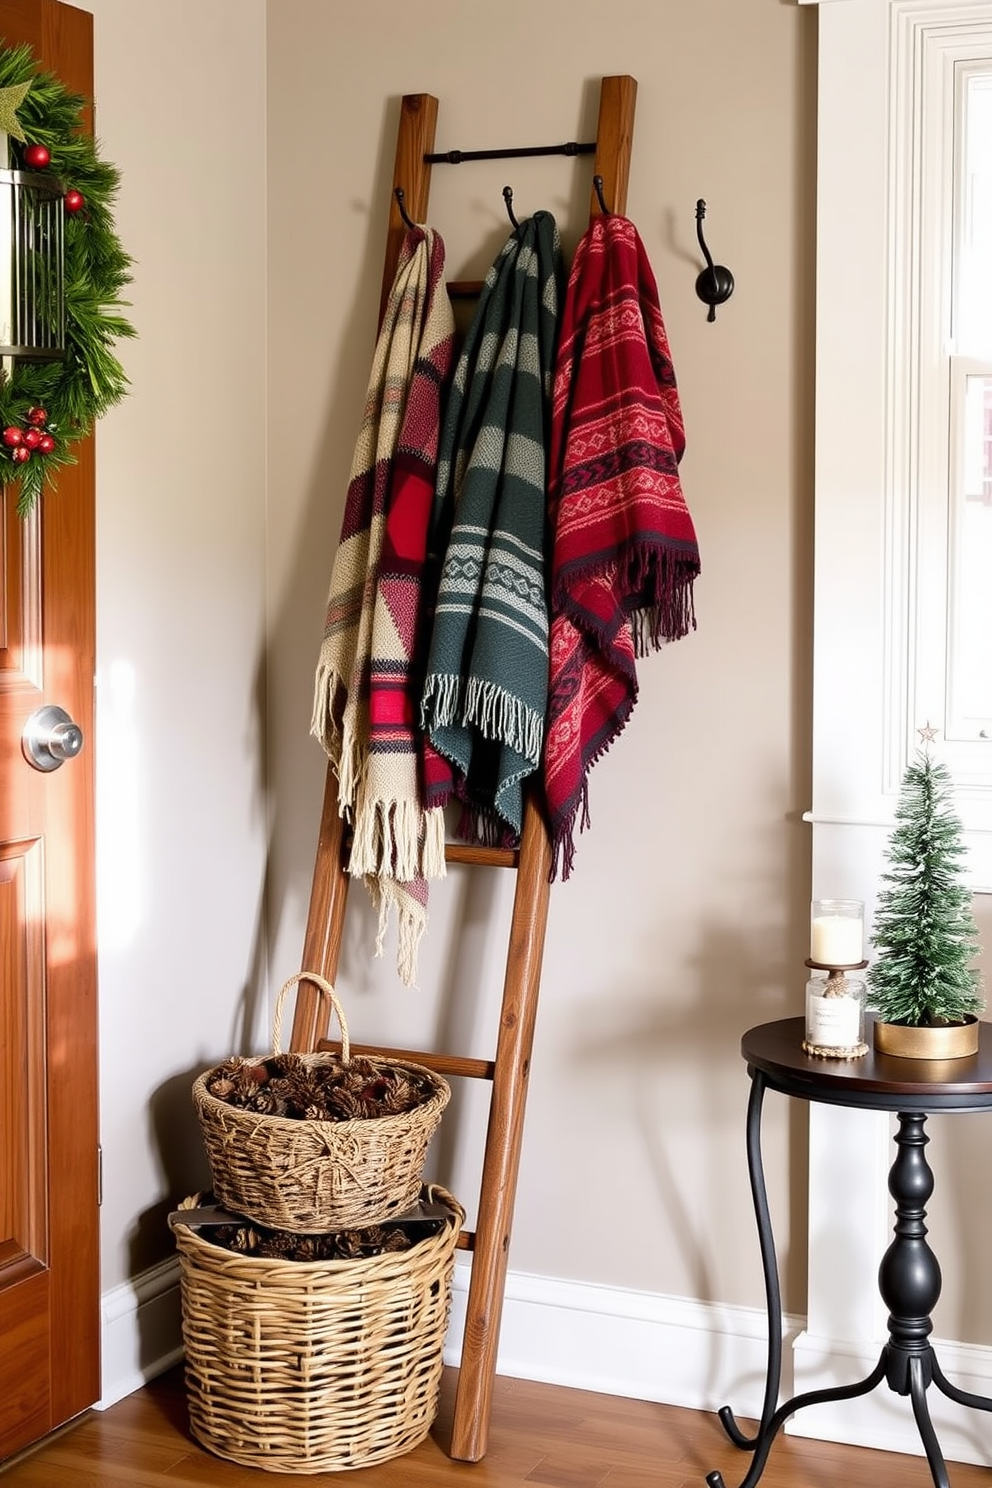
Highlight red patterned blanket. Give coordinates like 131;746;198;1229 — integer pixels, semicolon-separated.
543;215;700;879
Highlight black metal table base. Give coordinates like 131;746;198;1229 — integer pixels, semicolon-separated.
706;1079;992;1488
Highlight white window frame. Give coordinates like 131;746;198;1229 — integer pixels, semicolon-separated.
798;1;992;1468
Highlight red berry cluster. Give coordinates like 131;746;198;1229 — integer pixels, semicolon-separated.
2;408;56;465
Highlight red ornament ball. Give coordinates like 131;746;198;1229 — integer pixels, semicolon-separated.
27;406;48;427
11;445;31;463
64;189;84;214
22;428;42;450
2;425;23;447
37;433;55;454
24;144;51;170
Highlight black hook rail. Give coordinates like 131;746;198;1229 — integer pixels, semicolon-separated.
396;171;733;324
694;199;734;323
424;139;596;165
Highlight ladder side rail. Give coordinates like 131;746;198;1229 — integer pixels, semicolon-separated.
589;75;638;219
450;76;637;1460
449;790;553;1459
291;782;351;1051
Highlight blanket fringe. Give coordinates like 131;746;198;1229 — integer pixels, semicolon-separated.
311;660;365;818
462;677;544;766
553;544;699;658
421;807;447;878
394;895;426;989
629;554;698;657
367;878;427;989
550;780;590;883
310;660;344;760
424;673;544;767
456;798;520;850
349;796;447;883
420;671;463;731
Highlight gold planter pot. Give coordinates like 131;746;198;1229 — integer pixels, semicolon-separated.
872;1015;980;1060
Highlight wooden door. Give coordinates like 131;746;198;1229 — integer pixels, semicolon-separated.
0;0;99;1460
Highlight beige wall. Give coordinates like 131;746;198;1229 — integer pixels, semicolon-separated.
266;0;817;1313
89;0;269;1290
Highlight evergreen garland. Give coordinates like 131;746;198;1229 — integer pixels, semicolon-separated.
866;749;985;1026
0;41;134;515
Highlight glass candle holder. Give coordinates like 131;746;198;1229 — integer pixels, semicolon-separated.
810;898;864;966
803;972;868;1058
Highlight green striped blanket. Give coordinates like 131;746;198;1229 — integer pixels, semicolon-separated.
420;211;564;841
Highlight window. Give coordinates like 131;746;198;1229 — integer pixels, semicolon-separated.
895;12;992;818
947;70;992;745
947;361;992;741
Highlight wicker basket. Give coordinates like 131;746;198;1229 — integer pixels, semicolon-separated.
172;1185;464;1473
191;973;450;1233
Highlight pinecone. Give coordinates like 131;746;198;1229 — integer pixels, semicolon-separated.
324;1087;365;1121
286;1073;325;1118
212;1223;256;1253
267;1052;306;1079
253;1230;299;1260
290;1236;323;1262
241;1088;287;1116
380;1227;414;1253
206;1057;246;1099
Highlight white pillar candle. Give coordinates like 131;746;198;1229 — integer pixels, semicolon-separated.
810;899;864;965
810;916;863;964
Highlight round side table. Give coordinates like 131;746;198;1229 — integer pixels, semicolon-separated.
706;1015;992;1488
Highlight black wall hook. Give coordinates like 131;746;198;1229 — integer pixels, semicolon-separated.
394;186;416;231
592;174;611;215
502;185;519;230
694;199;734;322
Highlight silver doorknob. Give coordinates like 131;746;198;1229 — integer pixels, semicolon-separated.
22;704;85;772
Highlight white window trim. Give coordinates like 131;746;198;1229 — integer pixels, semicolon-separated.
807;0;992;886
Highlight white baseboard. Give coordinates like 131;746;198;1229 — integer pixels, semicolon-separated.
97;1256;184;1410
445;1258;802;1418
96;1251;992;1471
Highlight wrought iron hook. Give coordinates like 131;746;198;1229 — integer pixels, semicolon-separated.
694;199;734;322
593;174;610;216
394;187;416;232
502;185;519;230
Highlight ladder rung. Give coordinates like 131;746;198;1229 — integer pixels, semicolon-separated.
447;279;484;298
316;1040;496;1082
445;841;519;868
455;1229;475;1252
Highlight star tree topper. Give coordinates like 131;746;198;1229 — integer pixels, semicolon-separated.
0;80;30;142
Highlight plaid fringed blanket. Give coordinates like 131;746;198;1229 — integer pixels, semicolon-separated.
543;214;700;880
420;211;564;842
311;227;455;983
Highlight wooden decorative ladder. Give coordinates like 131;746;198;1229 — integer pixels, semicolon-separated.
289;74;637;1463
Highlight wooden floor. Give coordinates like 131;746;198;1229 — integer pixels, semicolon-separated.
2;1365;990;1488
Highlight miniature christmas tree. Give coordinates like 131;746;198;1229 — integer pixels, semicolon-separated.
866;749;984;1026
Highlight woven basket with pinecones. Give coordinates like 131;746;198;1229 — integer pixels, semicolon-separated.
191;973;450;1233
